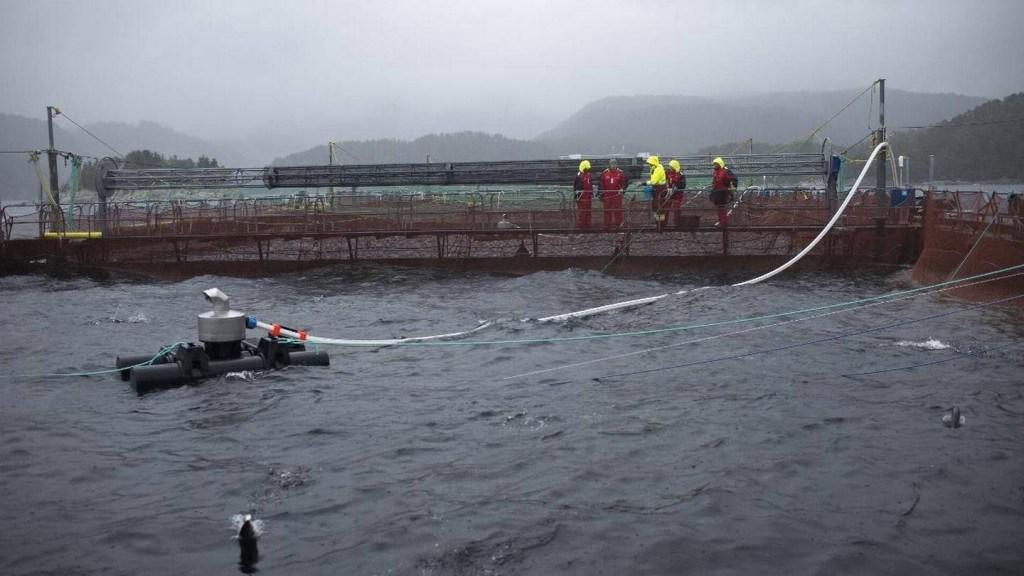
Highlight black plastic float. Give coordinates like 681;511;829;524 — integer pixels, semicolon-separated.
116;288;329;393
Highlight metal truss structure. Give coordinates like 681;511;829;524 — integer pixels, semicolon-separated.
101;153;828;192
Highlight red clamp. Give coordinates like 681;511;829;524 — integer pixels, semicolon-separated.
297;330;308;341
269;323;282;338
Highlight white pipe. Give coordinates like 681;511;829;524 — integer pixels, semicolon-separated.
732;142;889;287
252;147;888;344
254;320;491;347
536;286;708;323
537;294;667;323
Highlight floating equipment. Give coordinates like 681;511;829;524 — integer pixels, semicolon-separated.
942;406;965;428
116;288;329;393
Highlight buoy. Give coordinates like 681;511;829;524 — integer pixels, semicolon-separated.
116;288;329;393
942;406;965;428
237;514;259;573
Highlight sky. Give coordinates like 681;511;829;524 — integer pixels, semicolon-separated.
2;0;1023;159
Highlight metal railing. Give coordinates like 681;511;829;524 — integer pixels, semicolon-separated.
101;153;830;191
4;187;889;240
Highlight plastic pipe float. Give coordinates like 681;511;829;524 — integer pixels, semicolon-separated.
116;288;329;393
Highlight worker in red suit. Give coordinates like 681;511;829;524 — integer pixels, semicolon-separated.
573;158;598;228
666;159;687;228
711;157;737;227
573;160;594;229
599;158;628;230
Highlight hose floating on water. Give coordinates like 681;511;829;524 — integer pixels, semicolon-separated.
254;143;895;342
253;320;491;347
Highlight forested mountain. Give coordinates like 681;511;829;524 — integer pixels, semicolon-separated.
537;90;987;156
0;115;226;201
887;93;1024;182
1;89;1012;201
273;132;554;166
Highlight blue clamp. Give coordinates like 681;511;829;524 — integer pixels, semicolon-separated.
245;316;257;329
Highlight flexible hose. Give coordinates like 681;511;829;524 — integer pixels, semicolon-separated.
733;141;889;286
536;294;668;323
254;320;491;347
252;142;933;341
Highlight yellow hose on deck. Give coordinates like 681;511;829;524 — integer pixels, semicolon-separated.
43;231;103;239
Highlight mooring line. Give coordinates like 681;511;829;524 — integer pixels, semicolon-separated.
503;271;1024;380
841;340;1019;378
287;263;1024;348
590;293;1024;382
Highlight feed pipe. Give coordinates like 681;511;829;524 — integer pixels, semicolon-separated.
253;144;889;339
732;141;888;286
254;320;491;347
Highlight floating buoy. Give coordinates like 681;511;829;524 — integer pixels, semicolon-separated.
942;406;965;428
237;514;259;573
116;288;329;393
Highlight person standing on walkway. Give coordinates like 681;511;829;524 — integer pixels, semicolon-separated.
666;159;687;228
644;155;668;231
711;157;737;227
599;158;628;230
573;160;594;230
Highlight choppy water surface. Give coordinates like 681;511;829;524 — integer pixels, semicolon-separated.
1;266;1022;575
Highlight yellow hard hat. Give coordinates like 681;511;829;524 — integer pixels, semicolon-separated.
646;155;660;166
579;160;591;172
712;157;725;168
669;159;681;172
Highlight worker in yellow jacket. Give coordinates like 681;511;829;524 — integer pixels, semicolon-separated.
644;155;668;230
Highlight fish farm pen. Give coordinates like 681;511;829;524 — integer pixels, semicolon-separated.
1;154;1022;303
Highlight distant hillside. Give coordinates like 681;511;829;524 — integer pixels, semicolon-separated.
273;131;554;166
537;90;987;155
0;113;76;201
888;93;1024;182
1;89;1008;202
0;114;232;201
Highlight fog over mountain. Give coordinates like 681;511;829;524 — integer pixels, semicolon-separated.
537;90;988;156
2;0;1021;156
2;0;1022;199
0;88;1002;200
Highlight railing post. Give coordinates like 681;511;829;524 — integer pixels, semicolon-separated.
874;79;887;259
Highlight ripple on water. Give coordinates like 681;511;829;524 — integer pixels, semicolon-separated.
1;268;1022;574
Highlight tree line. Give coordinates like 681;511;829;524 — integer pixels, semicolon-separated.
122;149;220;169
77;150;220;191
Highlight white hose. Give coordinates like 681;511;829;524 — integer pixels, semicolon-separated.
254;320;491;347
732;141;889;287
254;146;888;343
536;286;708;323
537;294;667;322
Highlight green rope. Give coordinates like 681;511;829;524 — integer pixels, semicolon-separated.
8;342;186;379
10;265;1024;381
351;263;1024;348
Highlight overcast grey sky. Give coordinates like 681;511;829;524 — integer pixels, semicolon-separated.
2;0;1023;154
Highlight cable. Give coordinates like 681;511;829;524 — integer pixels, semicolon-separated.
948;206;998;281
895;117;1024;130
594;293;1024;381
504;270;1024;380
773;82;877;154
257;262;1024;348
56;111;125;159
329;142;362;163
841;340;1018;378
839;131;875;157
7;342;186;379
